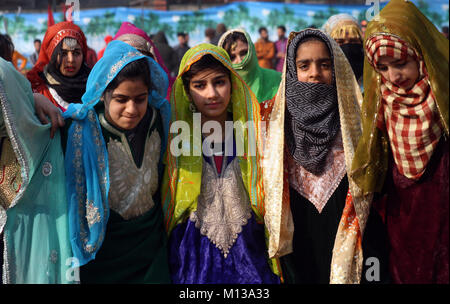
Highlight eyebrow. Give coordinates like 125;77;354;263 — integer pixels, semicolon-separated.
62;47;82;51
296;57;331;64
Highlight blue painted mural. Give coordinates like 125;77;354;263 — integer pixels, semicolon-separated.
0;0;448;64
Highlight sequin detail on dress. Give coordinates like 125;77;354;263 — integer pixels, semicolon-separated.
190;157;252;258
107;130;160;220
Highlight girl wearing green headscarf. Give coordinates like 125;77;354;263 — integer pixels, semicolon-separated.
161;43;282;284
218;29;281;104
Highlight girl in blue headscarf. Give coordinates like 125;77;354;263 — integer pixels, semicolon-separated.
62;40;171;283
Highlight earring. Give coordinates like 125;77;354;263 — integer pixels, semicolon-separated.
189;102;197;112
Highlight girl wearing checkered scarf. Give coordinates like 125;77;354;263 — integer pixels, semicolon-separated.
349;0;449;284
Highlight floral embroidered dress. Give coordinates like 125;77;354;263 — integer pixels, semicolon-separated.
62;41;172;283
161;44;281;284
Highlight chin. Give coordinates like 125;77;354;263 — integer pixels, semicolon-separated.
118;122;139;130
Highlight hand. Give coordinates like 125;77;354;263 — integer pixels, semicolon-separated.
33;93;65;139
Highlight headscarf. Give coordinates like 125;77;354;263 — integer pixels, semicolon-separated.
114;22;175;99
263;29;370;282
26;22;89;105
351;0;449;194
284;29;339;175
218;29;281;103
1;58;72;283
62;40;170;266
322;14;364;81
365;34;443;180
161;43;264;232
322;13;363;43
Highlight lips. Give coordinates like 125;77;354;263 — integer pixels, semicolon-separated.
205;102;222;108
395;79;410;88
65;66;75;72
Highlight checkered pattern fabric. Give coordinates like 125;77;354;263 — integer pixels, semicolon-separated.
366;35;444;180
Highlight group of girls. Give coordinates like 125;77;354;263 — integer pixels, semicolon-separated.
0;0;447;284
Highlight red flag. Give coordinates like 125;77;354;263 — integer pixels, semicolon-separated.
47;4;55;27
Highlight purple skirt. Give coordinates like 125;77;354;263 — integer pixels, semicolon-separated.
168;214;280;284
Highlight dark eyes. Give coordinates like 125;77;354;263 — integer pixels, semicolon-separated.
193;83;206;89
192;79;226;89
297;62;331;70
114;96;147;104
62;50;81;57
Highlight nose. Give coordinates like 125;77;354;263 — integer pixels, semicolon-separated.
309;63;321;81
233;55;243;64
125;100;140;115
388;67;401;83
67;51;74;63
205;83;219;99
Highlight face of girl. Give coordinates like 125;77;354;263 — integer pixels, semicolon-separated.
188;68;231;122
58;40;83;77
229;39;248;64
295;40;333;85
105;79;149;130
376;55;420;90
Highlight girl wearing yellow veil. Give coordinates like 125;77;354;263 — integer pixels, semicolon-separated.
346;0;449;284
161;44;281;283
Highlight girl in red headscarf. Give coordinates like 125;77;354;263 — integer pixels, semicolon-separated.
27;22;91;112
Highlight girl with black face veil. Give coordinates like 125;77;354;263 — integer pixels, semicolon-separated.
322;14;365;89
261;28;389;284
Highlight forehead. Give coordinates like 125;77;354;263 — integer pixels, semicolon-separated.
231;39;248;51
61;39;81;50
295;40;331;60
112;79;149;94
376;55;405;65
190;68;228;82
